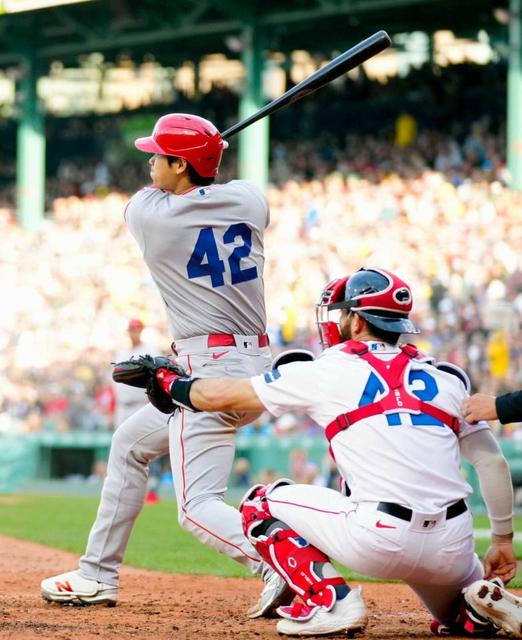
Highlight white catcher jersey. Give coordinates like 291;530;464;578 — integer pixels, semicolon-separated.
251;341;490;512
125;181;269;339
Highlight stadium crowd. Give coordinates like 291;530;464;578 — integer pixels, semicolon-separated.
2;162;522;438
2;61;522;442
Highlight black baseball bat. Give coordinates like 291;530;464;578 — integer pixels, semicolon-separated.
221;30;391;140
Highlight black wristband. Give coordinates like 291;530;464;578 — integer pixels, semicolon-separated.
170;377;201;412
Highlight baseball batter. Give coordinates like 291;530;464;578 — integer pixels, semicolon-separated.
41;113;291;617
149;268;521;638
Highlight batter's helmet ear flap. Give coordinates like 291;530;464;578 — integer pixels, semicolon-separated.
134;113;227;177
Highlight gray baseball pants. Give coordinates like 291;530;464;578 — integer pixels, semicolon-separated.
79;337;271;585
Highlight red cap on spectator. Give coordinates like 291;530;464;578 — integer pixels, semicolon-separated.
128;318;144;330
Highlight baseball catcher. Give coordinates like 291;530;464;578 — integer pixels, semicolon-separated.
125;267;522;639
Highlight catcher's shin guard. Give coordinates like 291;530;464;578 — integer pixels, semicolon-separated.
240;480;348;611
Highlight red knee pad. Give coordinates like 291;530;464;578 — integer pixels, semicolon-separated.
239;484;272;539
239;478;293;539
239;480;344;610
258;529;344;610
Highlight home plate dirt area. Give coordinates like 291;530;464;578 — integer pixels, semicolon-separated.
0;535;518;640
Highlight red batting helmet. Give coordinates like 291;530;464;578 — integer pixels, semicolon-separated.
134;113;228;178
316;268;419;348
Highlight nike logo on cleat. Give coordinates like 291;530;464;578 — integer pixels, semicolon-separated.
212;351;229;360
375;520;397;529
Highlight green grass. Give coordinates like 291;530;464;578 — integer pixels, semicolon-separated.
0;494;250;577
0;494;521;585
473;513;519;558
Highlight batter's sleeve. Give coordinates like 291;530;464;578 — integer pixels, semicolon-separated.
125;187;172;254
240;180;270;228
124;189;149;252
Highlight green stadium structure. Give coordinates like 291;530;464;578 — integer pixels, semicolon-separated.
0;0;510;68
2;431;522;515
0;0;522;228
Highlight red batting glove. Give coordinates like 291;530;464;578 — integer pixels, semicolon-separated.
156;368;182;395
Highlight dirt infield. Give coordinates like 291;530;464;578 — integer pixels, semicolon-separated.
0;534;517;640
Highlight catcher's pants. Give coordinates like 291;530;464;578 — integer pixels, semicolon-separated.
80;337;271;586
266;484;483;625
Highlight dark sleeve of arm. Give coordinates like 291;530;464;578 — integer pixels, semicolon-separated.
496;391;522;424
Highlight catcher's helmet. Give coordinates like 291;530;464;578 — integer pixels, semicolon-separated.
316;267;419;347
134;113;228;177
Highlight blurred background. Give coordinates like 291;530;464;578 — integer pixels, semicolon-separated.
1;0;522;508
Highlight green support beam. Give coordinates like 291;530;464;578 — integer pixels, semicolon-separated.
194;57;201;97
508;0;522;190
238;26;269;188
16;52;46;231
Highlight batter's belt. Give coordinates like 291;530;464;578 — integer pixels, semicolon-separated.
172;333;269;354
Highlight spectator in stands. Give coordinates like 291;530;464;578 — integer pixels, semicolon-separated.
112;319;154;427
4;173;522;436
112;318;162;503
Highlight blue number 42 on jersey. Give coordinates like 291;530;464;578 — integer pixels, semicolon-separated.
186;223;258;288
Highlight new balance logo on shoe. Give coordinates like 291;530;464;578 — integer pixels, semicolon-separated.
41;570;119;606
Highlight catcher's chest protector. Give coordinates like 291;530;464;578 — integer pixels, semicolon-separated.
325;340;460;443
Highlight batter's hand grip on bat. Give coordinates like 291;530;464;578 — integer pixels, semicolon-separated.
221;30;392;139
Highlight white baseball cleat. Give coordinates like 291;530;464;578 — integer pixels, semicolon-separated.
247;567;294;618
463;579;522;638
41;570;118;606
276;586;368;637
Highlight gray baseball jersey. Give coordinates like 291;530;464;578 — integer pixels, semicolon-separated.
68;180;272;592
125;181;269;339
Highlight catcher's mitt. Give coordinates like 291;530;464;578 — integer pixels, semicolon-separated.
112;355;186;414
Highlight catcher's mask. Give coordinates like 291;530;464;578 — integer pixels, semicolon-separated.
316;267;420;348
134;113;228;178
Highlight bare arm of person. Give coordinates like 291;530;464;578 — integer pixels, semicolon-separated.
190;378;265;415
